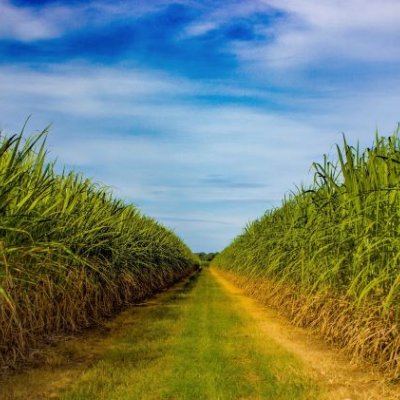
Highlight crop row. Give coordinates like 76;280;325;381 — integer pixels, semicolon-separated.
213;129;400;373
0;125;198;368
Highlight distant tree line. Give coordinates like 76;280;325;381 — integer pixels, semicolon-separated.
196;252;219;263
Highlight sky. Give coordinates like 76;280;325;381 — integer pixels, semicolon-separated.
1;0;400;252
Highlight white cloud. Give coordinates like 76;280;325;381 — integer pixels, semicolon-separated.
0;0;82;41
182;0;400;71
183;0;270;38
0;0;165;42
266;0;400;31
0;61;399;251
234;0;400;69
2;1;400;251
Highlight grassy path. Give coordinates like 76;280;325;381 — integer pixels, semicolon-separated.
1;270;319;400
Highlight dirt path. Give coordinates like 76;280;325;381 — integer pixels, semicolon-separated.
1;269;399;399
212;268;400;400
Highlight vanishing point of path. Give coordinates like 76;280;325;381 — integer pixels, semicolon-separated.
1;269;398;399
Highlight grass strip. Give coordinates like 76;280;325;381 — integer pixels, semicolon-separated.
60;270;319;400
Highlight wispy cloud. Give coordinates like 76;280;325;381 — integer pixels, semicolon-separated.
0;0;167;42
235;0;400;69
1;1;400;251
183;1;273;38
0;0;85;41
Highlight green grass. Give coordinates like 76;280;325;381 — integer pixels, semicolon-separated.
60;270;319;400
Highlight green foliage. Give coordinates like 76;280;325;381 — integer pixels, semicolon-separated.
0;124;197;365
0;126;196;285
213;128;400;315
196;252;219;267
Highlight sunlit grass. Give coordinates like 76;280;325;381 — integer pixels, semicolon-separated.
60;270;319;400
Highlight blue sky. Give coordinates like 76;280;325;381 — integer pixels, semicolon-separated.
1;0;400;251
